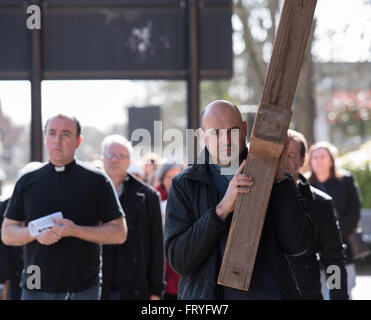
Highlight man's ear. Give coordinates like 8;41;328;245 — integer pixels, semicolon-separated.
76;135;83;149
300;155;306;168
243;120;248;138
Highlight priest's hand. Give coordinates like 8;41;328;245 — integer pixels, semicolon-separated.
36;229;62;245
52;218;78;238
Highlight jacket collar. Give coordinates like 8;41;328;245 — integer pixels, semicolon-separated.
184;147;248;184
297;173;314;201
118;173;147;225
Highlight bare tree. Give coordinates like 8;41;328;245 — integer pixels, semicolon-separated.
294;21;316;144
234;0;316;142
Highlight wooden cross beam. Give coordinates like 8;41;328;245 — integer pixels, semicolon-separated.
218;0;317;291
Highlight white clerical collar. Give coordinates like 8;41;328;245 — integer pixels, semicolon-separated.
55;166;65;172
50;159;76;172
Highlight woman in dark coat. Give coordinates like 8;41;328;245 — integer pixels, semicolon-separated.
307;141;363;299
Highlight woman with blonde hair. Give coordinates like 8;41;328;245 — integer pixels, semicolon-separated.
307;141;362;299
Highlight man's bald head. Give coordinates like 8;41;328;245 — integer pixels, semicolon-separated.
200;100;247;167
201;100;243;129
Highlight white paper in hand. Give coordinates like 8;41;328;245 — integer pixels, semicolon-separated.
28;211;64;237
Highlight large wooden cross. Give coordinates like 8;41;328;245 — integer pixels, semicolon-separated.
218;0;317;290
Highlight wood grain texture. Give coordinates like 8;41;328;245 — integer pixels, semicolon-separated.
218;153;278;290
218;0;317;290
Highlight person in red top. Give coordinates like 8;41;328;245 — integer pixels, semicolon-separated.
155;162;184;300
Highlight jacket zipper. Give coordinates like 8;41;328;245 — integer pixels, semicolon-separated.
284;253;302;297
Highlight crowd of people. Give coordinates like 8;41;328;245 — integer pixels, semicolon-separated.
0;101;365;300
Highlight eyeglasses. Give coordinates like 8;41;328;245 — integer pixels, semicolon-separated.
104;152;130;160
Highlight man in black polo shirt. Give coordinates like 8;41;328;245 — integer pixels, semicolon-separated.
1;114;127;300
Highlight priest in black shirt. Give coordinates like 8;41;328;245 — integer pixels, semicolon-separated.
1;114;127;300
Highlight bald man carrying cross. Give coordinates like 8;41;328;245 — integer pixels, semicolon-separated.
164;100;312;300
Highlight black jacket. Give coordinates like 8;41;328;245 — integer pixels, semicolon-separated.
165;148;313;300
0;200;8;283
0;199;23;300
101;174;165;300
310;171;361;262
288;175;348;300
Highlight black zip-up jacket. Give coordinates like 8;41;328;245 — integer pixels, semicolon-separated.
310;172;362;263
288;175;348;300
0;199;23;300
101;174;165;300
165;148;313;300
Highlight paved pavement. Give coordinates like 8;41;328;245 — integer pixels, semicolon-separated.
352;275;371;300
352;259;371;300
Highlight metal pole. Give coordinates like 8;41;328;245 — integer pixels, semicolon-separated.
187;0;200;131
30;0;43;161
186;0;200;163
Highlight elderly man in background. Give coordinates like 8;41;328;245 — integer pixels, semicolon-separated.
101;135;164;300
